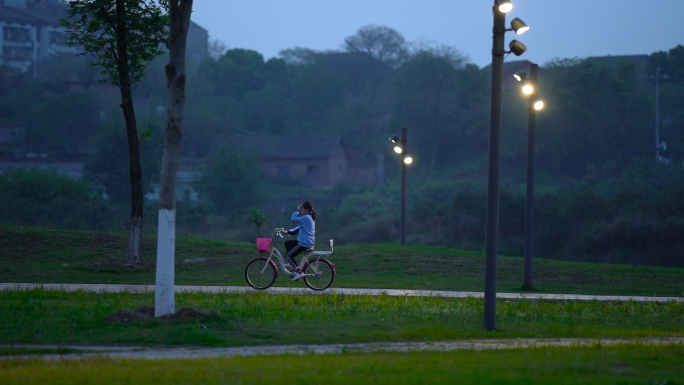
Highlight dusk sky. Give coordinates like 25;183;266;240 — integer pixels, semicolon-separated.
190;0;684;68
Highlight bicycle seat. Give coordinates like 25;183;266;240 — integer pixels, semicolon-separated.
310;239;333;256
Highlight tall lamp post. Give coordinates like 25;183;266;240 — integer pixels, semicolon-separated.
514;64;545;290
483;0;529;331
389;128;413;245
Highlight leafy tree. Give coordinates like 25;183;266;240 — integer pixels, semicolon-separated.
647;45;684;162
84;118;162;205
24;90;100;158
539;57;651;178
247;208;268;237
0;168;123;230
393;50;487;167
192;144;265;216
60;0;168;263
343;24;409;68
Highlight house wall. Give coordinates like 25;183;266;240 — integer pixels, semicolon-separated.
262;143;349;188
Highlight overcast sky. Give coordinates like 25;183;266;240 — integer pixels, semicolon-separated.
190;0;684;68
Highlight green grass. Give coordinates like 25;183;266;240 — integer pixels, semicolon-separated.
1;224;683;296
2;344;683;384
1;289;682;347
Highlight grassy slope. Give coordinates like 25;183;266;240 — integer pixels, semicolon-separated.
2;224;682;296
3;345;683;385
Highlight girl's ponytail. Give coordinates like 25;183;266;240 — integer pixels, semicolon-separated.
303;201;316;221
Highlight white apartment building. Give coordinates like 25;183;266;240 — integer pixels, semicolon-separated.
0;0;209;78
0;0;78;77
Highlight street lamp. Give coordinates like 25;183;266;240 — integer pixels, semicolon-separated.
483;0;529;332
514;63;544;291
389;127;411;245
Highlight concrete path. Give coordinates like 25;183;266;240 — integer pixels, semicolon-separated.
1;282;682;303
2;283;683;361
3;337;684;361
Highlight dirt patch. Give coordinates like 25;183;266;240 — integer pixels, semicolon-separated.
89;260;156;271
104;306;219;323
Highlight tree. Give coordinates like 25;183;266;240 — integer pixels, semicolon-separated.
192;144;265;216
647;45;684;162
540;57;652;178
393;49;487;167
0;168;123;230
343;25;409;68
24;90;100;158
154;0;193;317
61;0;168;263
84;118;162;205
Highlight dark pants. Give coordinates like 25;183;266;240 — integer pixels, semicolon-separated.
285;240;307;268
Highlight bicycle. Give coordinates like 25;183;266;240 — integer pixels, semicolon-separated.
245;228;336;291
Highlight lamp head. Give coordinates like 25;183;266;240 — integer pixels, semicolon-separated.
403;155;413;165
513;70;527;82
533;100;544;111
389;135;399;143
497;0;513;13
510;18;529;35
508;40;527;56
522;84;534;95
394;146;403;154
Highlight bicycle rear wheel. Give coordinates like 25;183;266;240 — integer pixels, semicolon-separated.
245;257;277;290
302;258;335;291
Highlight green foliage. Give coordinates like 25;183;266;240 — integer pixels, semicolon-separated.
1;290;683;350
392;51;488;166
0;168;123;230
83;117;163;205
537;57;652;177
247;208;268;237
24;90;100;157
343;24;410;68
4;225;684;295
60;0;168;87
192;144;265;216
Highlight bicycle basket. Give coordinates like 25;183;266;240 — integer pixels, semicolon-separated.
256;238;271;253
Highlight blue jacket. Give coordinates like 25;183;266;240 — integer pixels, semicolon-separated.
289;210;315;248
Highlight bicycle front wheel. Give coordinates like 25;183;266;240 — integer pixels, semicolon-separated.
245;257;277;290
302;258;335;291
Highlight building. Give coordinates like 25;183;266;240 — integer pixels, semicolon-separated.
0;0;209;78
232;134;379;188
0;0;77;77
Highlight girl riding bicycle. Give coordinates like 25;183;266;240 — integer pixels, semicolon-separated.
282;201;315;280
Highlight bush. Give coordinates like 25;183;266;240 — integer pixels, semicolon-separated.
0;168;124;230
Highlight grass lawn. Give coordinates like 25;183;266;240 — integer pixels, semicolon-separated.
1;224;683;296
1;225;683;383
2;344;683;384
1;290;682;347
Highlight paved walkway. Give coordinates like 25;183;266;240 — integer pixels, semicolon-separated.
4;337;684;361
1;282;683;302
2;283;683;361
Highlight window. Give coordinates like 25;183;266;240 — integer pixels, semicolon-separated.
3;47;31;61
3;27;30;42
307;165;320;182
49;31;65;45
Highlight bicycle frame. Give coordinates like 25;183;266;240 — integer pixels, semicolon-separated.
263;228;333;276
246;227;336;291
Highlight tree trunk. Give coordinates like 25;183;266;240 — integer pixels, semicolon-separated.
155;0;194;317
115;0;143;264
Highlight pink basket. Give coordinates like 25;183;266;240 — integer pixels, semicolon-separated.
256;238;271;253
